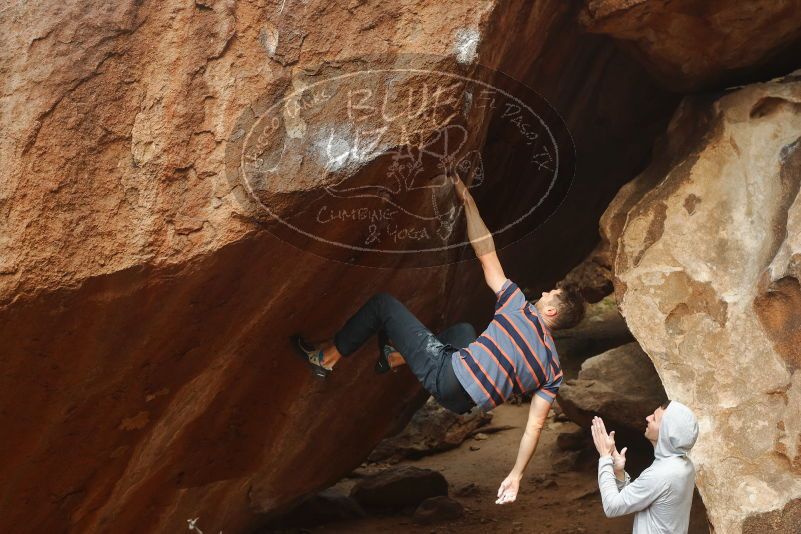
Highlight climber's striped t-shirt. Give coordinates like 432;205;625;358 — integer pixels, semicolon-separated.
450;279;563;412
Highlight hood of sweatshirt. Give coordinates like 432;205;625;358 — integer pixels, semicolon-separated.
655;401;699;460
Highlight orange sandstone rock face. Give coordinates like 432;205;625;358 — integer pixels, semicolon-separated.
604;72;801;533
580;0;801;91
0;1;677;532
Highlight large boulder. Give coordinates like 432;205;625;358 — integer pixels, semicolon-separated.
557;341;667;434
0;1;681;532
580;0;801;92
604;71;801;532
6;0;800;531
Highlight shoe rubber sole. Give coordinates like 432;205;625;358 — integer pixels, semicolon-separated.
291;334;331;380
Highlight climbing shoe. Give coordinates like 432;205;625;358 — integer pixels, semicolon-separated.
291;334;332;380
375;344;399;375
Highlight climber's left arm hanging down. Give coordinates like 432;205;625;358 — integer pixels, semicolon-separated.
495;393;552;504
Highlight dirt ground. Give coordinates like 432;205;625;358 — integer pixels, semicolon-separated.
284;403;709;533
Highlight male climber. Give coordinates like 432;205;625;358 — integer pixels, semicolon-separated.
293;172;585;504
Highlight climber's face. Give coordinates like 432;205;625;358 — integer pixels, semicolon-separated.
538;288;561;304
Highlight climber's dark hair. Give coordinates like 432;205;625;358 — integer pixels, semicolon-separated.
660;399;672;410
550;285;586;330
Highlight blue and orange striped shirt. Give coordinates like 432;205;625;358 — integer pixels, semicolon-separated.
450;278;563;411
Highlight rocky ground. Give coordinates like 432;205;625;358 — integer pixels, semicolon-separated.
264;402;709;533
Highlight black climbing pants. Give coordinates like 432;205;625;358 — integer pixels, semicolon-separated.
333;292;477;414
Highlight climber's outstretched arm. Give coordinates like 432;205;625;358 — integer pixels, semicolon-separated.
451;173;506;294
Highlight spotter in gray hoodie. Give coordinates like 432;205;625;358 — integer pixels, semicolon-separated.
597;400;699;534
